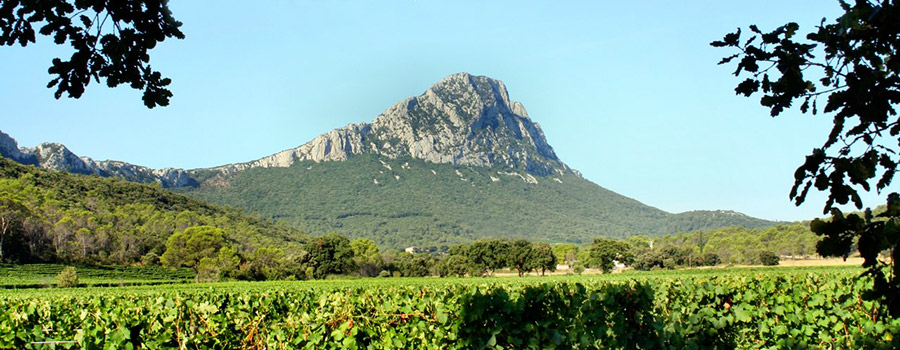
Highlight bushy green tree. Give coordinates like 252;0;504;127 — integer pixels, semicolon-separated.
303;233;354;279
759;251;780;266
551;244;578;266
394;252;434;277
160;225;228;269
589;238;633;274
531;242;557;276
508;239;536;276
466;239;510;275
351;238;383;277
435;254;471;277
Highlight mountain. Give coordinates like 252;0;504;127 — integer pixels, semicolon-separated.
1;73;779;248
180;155;775;249
0;130;196;187
209;73;572;177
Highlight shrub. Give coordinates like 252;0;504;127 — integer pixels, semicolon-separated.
760;251;780;266
141;252;161;266
56;266;78;288
703;253;721;266
573;263;585;275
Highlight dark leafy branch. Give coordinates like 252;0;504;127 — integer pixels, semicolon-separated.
810;194;900;316
0;0;184;108
712;0;900;213
714;0;900;317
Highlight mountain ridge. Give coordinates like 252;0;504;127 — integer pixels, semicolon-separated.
0;130;197;188
1;73;780;246
207;73;574;177
3;73;573;183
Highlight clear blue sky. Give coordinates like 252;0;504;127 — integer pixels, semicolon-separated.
0;1;888;222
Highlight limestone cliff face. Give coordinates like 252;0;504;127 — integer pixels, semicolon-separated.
0;131;37;166
2;73;575;186
0;131;196;188
210;123;372;174
369;73;569;176
21;143;98;175
211;73;574;177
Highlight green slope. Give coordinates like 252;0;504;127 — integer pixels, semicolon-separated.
0;157;308;264
179;155;777;249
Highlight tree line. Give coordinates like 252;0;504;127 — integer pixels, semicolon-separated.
550;223;819;273
161;223;820;281
169;234;562;281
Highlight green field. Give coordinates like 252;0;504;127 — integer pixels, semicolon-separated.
2;266;898;349
0;264;194;288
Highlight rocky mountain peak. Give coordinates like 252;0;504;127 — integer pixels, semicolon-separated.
22;142;97;175
212;73;573;177
3;73;575;185
368;72;568;176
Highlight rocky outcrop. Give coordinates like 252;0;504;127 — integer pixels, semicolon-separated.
0;132;196;188
19;143;98;175
90;160;197;188
210;73;574;177
0;131;37;166
210;123;371;174
2;73;575;186
367;73;569;176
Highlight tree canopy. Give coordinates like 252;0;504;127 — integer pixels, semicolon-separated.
0;179;31;261
0;0;184;108
303;233;354;279
588;238;632;274
160;225;227;269
712;0;899;212
714;0;900;316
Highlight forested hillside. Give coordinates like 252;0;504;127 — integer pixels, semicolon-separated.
181;155;778;249
0;157;308;266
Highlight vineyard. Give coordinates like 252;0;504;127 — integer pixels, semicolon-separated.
0;264;194;289
1;267;898;349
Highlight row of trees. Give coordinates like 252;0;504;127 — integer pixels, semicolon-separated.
159;231;562;281
157;222;823;281
548;223;818;272
304;237;558;279
177;221;819;281
647;224;818;264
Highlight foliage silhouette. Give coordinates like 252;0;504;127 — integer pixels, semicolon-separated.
0;0;184;107
714;0;900;316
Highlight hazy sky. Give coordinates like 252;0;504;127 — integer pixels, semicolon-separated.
1;1;888;222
